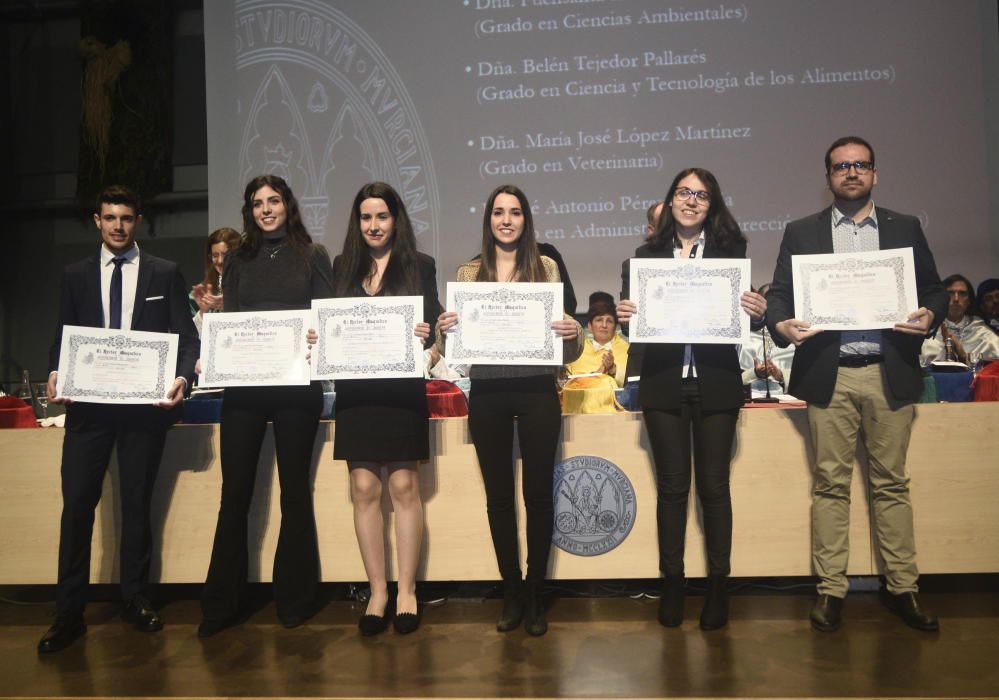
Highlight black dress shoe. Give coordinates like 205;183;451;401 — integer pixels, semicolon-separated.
523;581;547;637
496;580;523;632
658;574;685;627
358;600;393;636
880;590;939;632
810;594;843;632
699;575;729;631
38;614;86;654
122;595;163;632
393;610;420;635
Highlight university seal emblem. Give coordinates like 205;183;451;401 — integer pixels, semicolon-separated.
234;0;438;254
553;455;636;556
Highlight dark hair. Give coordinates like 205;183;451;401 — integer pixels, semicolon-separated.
335;182;421;296
943;273;976;317
202;227;242;291
477;184;547;282
589;290;615;308
586;299;617;326
239;174;311;260
648;168;745;252
96;184;141;216
646;201;662;226
824;136;876;173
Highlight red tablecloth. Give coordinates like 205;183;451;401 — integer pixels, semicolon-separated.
0;396;38;428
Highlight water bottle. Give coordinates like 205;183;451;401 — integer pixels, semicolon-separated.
944;336;956;362
16;369;33;406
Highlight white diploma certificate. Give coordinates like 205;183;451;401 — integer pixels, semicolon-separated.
56;325;179;404
445;282;563;365
200;309;311;387
629;258;751;344
791;248;918;330
311;296;423;380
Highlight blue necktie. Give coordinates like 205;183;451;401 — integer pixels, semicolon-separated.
109;256;127;329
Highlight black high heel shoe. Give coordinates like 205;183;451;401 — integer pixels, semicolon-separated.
358;599;394;636
393;606;421;635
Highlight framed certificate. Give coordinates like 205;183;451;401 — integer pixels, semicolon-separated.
199;309;311;387
311;296;423;380
56;325;179;404
445;282;563;365
791;248;918;330
628;258;751;344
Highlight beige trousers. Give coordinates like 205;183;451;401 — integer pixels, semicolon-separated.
806;364;919;598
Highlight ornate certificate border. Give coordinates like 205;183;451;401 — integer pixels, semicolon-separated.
202;313;305;385
447;284;560;364
59;326;174;402
313;298;420;379
795;250;912;327
630;260;747;343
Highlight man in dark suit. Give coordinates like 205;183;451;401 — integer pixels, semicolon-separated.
767;137;947;633
38;186;199;653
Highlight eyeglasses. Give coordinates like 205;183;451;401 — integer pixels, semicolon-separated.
830;160;874;175
674;187;710;203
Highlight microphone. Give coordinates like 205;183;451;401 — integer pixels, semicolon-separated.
753;327;779;403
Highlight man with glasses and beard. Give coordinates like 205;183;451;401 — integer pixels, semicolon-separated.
766;137;947;633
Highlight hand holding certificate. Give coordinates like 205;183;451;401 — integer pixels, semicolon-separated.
199;310;311;387
311;296;423;380
55;326;179;404
444;282;563;365
791;249;918;330
628;259;751;344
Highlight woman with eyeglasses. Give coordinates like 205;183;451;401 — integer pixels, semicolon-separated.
617;168;766;631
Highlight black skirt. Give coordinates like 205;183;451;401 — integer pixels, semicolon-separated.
332;377;430;462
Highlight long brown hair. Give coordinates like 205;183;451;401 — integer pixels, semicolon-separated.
648;168;745;252
238;174;312;260
201;227;241;292
476;184;546;282
335;182;421;297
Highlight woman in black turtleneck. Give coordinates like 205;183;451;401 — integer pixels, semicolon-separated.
199;175;334;637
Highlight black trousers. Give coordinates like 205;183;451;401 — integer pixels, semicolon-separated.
468;375;562;583
56;403;174;616
201;383;323;624
643;379;738;577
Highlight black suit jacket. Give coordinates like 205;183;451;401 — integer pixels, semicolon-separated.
332;251;442;349
49;249;200;392
766;206;946;404
621;239;749;411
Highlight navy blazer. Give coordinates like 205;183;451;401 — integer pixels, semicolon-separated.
49;248;200;390
621;238;749;411
766;206;946;404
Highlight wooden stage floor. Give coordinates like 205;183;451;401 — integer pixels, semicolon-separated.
1;581;997;699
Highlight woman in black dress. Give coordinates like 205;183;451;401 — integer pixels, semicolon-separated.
332;182;440;635
199;175;334;637
618;168;766;630
437;184;581;636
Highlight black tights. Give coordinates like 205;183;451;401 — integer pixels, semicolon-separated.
643;380;737;577
468;376;562;583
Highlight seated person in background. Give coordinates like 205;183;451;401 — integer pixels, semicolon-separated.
190;227;241;333
739;283;796;398
567;299;629;386
646;201;664;239
920;274;999;365
977;278;999;335
619;202;662;379
425;344;466;380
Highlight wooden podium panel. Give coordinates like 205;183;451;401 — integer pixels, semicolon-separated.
0;403;995;584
